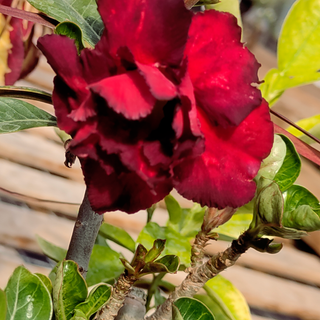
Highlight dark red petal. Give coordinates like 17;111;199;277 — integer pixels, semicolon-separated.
90;70;156;120
37;34;83;87
185;10;262;127
97;0;192;65
84;158;172;214
80;30;116;84
137;62;177;100
173;100;274;208
5;17;24;85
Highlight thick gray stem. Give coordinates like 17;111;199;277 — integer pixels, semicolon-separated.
97;274;137;320
66;189;103;278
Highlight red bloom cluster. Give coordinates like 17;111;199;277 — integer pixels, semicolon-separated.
38;0;273;214
1;0;40;85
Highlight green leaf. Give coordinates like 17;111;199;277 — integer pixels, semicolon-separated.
145;239;166;263
283;185;320;232
99;223;136;253
273;135;301;192
255;134;286;182
215;214;253;241
55;21;85;53
167;202;207;239
173;297;215;320
201;275;250;320
36;235;67;262
28;0;103;47
70;309;87;320
165;194;182;226
53;260;87;320
287;114;320;144
5;266;53;320
154;289;166;308
261;0;320;104
250;178;306;240
35;274;53;295
74;284;111;318
140;255;180;276
0;86;52;104
137;222;192;266
86;245;124;287
0;289;6;320
0;98;57;133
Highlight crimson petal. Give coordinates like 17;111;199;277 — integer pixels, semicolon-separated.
97;0;192;65
173;100;274;208
90;70;156;120
186;10;262;127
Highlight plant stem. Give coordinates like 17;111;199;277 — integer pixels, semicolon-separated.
146;232;252;320
66;189;103;278
184;0;200;9
146;273;166;310
97;273;137;320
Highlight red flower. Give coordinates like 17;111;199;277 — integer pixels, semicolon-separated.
0;0;40;85
38;0;273;214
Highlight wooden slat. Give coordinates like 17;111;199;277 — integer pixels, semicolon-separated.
206;240;320;287
0;158;84;216
223;266;320;320
0;201;73;253
0;131;83;182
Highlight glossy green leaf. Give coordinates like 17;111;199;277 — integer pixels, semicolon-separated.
0;289;6;320
35;273;53;295
74;284;111;318
53;260;87;320
137;222;191;266
273;135;301;192
55;21;85;53
167;202;207;239
0;98;57;133
70;309;87;320
147;204;157;223
251;178;306;239
261;0;320;105
255;135;286;182
202;275;250;320
5;266;53;320
0;86;52;104
215;214;253;241
36;235;67;262
206;0;242;29
86;245;124;287
99;223;135;253
173;297;215;320
145;239;166;263
140;255;180;276
283;185;320;232
165;194;182;226
28;0;103;47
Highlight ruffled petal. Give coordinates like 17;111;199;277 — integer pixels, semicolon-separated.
185;10;262;127
90;70;156;120
137;62;177;100
37;35;83;88
83;158;172;214
173;100;274;208
80;30;117;84
97;0;192;65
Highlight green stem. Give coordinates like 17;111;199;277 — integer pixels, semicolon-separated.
146;273;166;311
